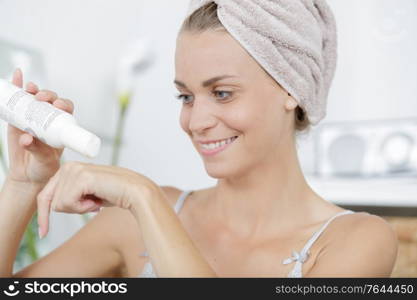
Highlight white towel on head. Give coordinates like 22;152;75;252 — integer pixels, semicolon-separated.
186;0;338;125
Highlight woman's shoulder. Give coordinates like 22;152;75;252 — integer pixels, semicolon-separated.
315;204;397;244
306;211;398;277
331;211;398;245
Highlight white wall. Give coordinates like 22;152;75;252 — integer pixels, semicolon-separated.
326;0;417;122
0;0;416;254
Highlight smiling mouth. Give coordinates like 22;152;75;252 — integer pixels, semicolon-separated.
199;136;239;156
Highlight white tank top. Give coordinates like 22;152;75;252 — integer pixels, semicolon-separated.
138;190;355;278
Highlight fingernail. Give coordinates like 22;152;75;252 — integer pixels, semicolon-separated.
38;227;43;239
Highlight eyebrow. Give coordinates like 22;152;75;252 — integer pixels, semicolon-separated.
174;75;237;89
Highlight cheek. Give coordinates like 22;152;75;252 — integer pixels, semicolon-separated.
233;96;284;150
230;98;270;135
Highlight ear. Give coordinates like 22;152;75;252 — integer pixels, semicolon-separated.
284;93;298;111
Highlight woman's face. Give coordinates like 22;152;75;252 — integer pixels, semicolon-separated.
175;29;296;179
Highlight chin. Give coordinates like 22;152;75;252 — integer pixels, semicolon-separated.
203;160;245;179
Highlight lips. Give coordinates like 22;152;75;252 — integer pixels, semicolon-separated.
199;136;239;156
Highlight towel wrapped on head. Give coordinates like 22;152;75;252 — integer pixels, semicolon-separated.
186;0;338;125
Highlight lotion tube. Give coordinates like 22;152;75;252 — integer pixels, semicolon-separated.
0;79;101;158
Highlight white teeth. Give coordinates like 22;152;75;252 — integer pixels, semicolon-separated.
201;136;237;150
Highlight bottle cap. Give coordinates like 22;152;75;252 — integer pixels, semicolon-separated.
60;123;101;158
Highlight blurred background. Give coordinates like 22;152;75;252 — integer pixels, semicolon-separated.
0;0;416;276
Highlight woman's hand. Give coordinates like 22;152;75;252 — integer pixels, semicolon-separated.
7;68;75;185
36;161;158;238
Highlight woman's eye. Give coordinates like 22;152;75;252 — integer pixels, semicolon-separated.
213;91;232;101
175;91;232;105
175;93;193;104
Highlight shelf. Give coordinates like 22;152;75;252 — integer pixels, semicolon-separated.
306;175;417;207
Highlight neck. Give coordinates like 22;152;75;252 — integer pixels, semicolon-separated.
209;136;318;240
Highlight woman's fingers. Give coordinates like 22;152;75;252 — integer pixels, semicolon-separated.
36;89;58;103
23;83;74;148
19;133;33;147
80;194;103;212
12;70;74;115
19;133;58;163
76;198;101;213
53;98;74;114
26;81;39;94
34;90;74;115
37;170;61;239
37;168;103;238
12;68;23;88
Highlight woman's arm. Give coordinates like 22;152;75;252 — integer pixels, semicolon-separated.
129;185;217;277
32;161;216;278
0;175;127;278
0;178;42;276
12;207;128;278
305;214;398;277
3;183;181;278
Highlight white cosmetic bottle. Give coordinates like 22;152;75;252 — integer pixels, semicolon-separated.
0;79;101;158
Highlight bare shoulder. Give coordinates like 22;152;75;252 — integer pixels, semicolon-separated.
159;186;184;207
306;212;399;277
332;212;398;243
346;213;397;251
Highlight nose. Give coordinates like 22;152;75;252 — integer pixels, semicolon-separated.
187;97;218;135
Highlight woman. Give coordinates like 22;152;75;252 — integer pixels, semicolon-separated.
0;0;397;278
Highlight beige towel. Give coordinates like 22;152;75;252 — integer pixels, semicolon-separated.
186;0;338;125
